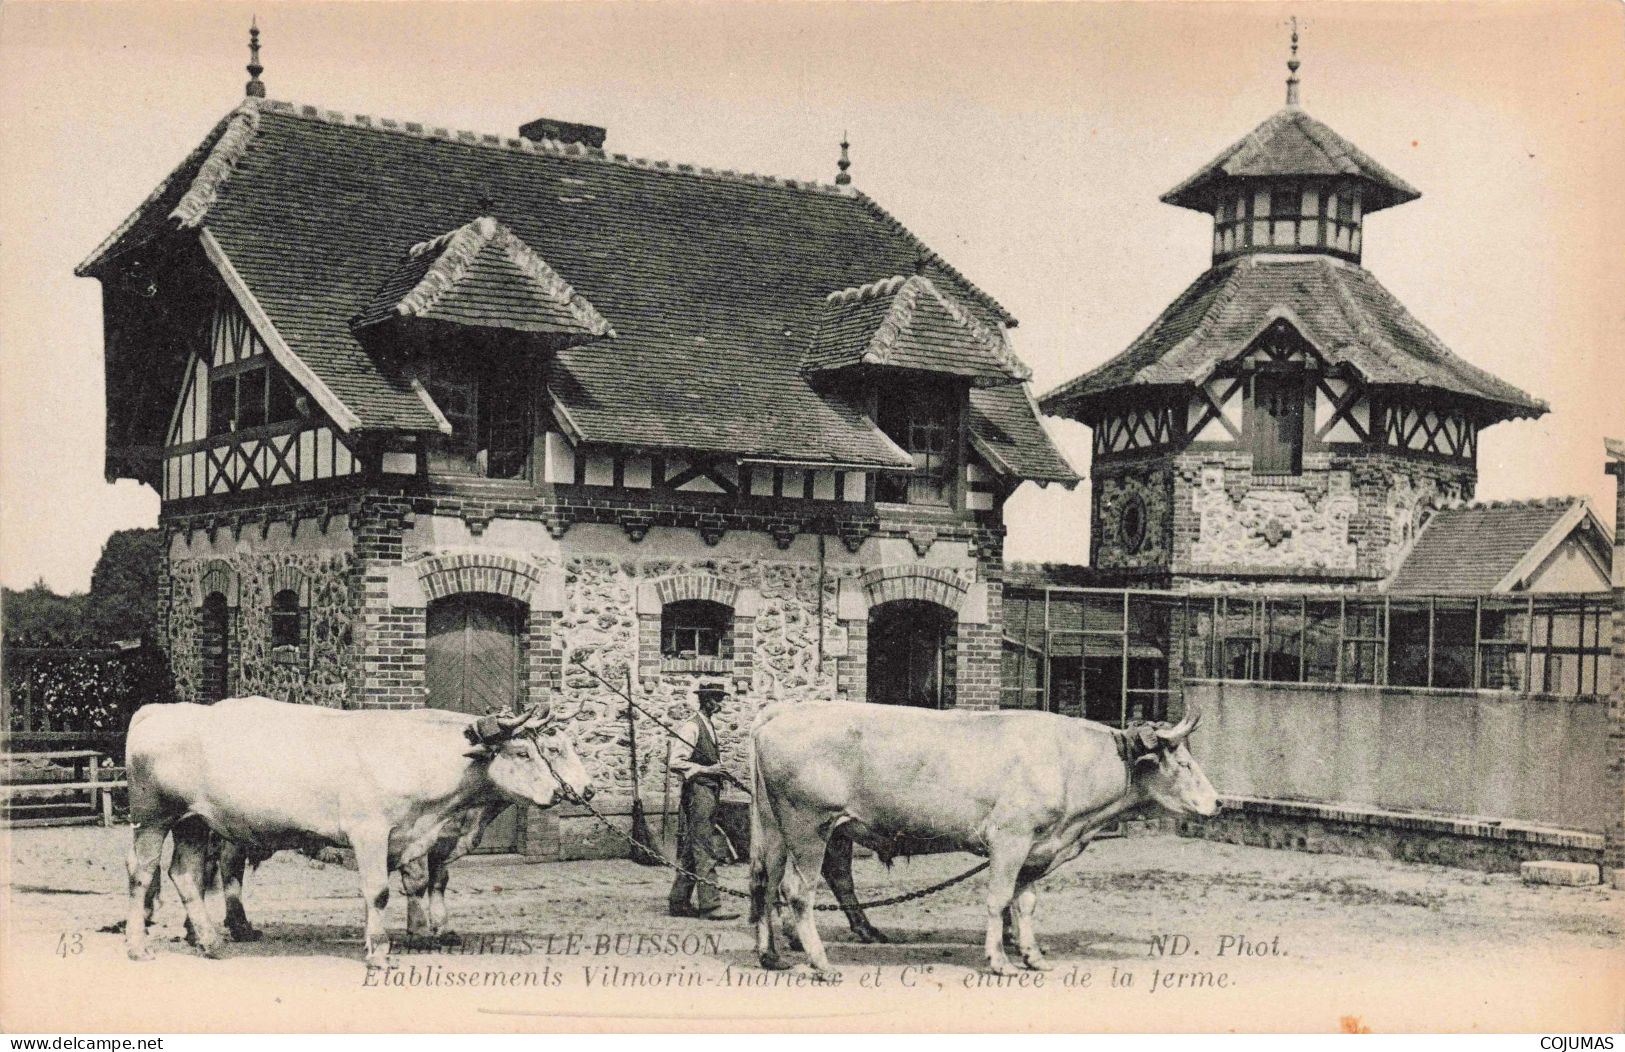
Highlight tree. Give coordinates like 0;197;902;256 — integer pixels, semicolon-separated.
87;528;162;642
2;579;91;644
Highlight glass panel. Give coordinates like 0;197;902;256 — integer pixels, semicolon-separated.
209;376;235;435
236;368;266;429
268;371;299;423
1432;603;1476;689
1304;601;1341;683
1386;602;1430;686
1260;598;1302;682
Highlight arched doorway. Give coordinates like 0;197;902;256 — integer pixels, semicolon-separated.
426;593;527;853
866;600;955;708
200;592;230;703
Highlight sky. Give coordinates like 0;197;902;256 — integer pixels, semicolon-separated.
1;1;1621;593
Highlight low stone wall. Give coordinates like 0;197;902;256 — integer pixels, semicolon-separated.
1184;679;1610;869
1184;796;1603;873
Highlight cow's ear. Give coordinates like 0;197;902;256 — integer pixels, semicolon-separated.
463;745;494;761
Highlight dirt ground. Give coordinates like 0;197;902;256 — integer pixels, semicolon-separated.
1;823;1619;1033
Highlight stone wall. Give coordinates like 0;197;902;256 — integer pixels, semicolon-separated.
1090;464;1174;571
166;545;357;707
559;551;865;798
1167;450;1474;584
1187;679;1612;833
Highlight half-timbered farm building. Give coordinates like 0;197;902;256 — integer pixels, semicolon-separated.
77;56;1076;850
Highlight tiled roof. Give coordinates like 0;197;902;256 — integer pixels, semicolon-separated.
1161;106;1420;213
1386;498;1588;594
1039;254;1546;422
353;216;614;342
804;274;1031;386
81;98;1073;481
969;385;1077;484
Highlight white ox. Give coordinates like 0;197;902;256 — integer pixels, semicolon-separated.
124;696;592;963
749;702;1219;975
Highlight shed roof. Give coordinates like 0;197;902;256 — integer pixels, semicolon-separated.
80;98;1075;482
1386;498;1609;594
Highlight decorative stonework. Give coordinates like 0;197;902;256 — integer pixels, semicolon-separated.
1189;461;1359;572
1379;470;1468;577
1093;469;1172;570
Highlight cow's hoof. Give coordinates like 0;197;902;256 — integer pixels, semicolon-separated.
984;958;1023;977
853;926;890;945
227;926;264;943
758;954;792;972
782;933;804;953
127;945;154;962
199;940;228;960
1020;953;1054;972
437;930;462;947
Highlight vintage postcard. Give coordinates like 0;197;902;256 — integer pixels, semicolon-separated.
1;0;1621;1035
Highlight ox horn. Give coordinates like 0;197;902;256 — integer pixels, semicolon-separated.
1155;700;1202;744
495;704;542;732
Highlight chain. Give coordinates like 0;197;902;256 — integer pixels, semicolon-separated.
562;656;990;909
559;775;989;910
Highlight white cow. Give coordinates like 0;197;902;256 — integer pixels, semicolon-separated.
749;702;1219;975
124;696;592;962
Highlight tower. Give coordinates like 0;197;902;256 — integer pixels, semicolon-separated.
1041;32;1546;589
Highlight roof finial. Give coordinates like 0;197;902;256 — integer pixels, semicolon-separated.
1285;17;1301;107
245;17;265;99
834;132;852;186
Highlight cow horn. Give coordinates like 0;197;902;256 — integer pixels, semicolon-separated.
1155;700;1202;744
494;708;533;732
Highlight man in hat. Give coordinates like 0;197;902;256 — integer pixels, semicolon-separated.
667;683;739;920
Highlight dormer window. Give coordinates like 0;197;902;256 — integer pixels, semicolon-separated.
421;358;532;480
875;381;959;506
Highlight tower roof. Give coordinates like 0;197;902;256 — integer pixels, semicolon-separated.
1038;255;1546;423
1160;106;1420;215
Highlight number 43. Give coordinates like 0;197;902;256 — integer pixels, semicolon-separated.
55;932;83;957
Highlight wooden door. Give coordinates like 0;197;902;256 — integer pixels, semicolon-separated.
1249;373;1303;476
426;594;525;853
867;600;950;708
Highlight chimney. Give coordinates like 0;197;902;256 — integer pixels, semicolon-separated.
519;117;607;149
